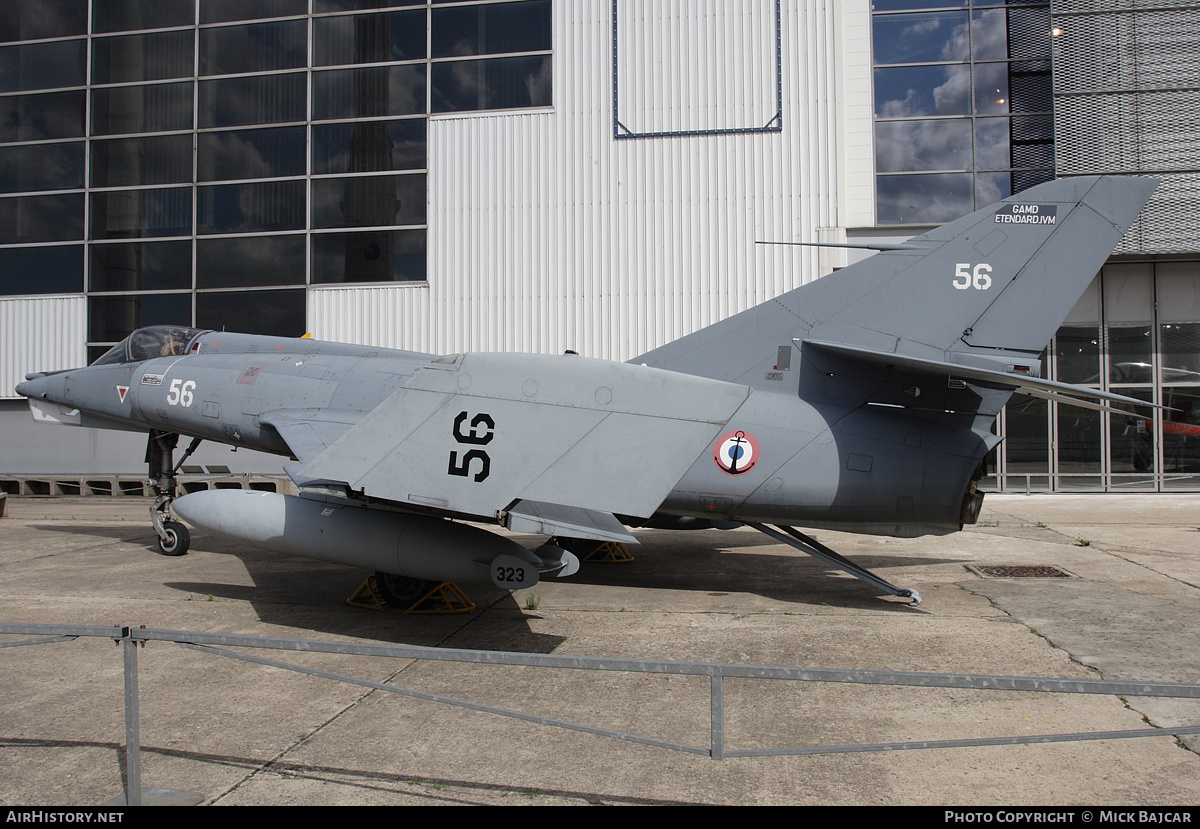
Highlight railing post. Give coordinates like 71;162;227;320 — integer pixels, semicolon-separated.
710;674;725;761
121;628;142;806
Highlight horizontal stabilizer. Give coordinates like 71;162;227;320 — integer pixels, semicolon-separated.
805;340;1159;415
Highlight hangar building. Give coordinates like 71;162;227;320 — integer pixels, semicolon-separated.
1;0;1198;493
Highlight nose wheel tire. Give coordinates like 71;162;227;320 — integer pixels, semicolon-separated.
157;521;191;556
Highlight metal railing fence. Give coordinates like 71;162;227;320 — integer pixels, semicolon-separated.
4;622;1200;805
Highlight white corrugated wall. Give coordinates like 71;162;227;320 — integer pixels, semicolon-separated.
311;0;838;362
1;296;86;398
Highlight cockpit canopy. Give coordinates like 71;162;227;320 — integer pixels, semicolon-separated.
91;326;210;366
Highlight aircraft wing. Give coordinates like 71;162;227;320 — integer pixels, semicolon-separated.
260;409;367;464
296;352;751;527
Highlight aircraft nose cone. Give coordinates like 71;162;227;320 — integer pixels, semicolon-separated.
14;377;41;398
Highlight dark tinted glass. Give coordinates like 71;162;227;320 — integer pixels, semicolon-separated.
314;9;426;65
0;41;86;93
872;1;966;9
0;193;83;242
196;234;306;287
875;65;970;117
1055;326;1101;385
89;240;193;292
872;12;969;65
92;30;195;84
93;0;196;34
0;0;87;43
0;143;84;192
90;187;192;239
197;180;306;233
200;20;307;75
89;293;194;342
198;73;306;128
875;120;971;173
196;288;305;337
0;91;85;142
431;54;551;112
198;126;306;181
312;119;426;174
974;117;1011;170
92;82;194;135
312;229;425;283
312;173;425;228
201;0;307;24
432;0;551;57
316;0;422;10
312;64;426;119
876;172;973;225
0;245;83;295
91;134;193;187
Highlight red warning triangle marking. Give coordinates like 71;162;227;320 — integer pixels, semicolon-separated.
117;386;129;403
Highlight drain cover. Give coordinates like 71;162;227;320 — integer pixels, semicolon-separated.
974;565;1072;578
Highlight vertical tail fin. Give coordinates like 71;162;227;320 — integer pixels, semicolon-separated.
637;176;1158;388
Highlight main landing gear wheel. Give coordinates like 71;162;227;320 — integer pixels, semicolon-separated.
156;521;190;556
374;572;434;609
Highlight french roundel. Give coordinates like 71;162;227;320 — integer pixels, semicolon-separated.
713;430;760;475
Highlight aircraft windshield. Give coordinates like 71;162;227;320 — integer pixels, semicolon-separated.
91;326;209;366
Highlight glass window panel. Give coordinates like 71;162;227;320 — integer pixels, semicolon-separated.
872;11;969;65
198;73;306;128
1157;262;1200;324
1004;393;1048;474
201;0;307;24
312;119;426;174
973;62;1010;115
0;143;84;193
196;234;305;287
312;65;426;119
1161;386;1200;483
1107;326;1154;384
1064;274;1100;325
91;134;192;187
316;0;422;11
1108;388;1155;477
875;119;971;173
88;293;193;343
0;245;82;295
431;54;551;112
0;193;83;242
876;172;972;225
432;0;551;58
1103;263;1153;323
91;82;194;135
199;20;307;76
1161;323;1200;378
874;65;970;117
198;126;306;181
89;240;192;292
1057;407;1101;483
871;1;966;10
314;10;426;66
312;229;425;283
969;10;1011;61
974;117;1010;169
1055;325;1100;385
0;90;85;143
93;1;196;34
312;173;425;228
197;180;305;234
0;41;86;94
92;30;195;84
90;187;192;239
196;288;305;337
975;171;1011;206
0;0;87;43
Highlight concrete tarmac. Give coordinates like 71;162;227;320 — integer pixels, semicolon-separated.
1;493;1199;806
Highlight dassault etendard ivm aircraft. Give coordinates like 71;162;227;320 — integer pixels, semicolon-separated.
16;176;1159;607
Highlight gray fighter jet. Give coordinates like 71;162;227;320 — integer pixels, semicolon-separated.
15;176;1159;606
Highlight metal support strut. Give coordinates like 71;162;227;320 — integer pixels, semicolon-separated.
748;523;921;606
145;431;194;556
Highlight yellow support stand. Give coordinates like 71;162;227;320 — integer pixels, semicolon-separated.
581;541;634;563
347;577;475;614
